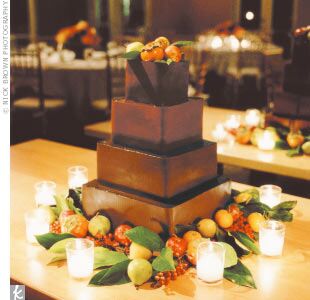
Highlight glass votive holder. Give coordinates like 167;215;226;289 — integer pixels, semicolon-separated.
68;166;88;189
212;123;227;142
225;115;241;130
66;238;94;279
259;220;285;257
245;109;261;127
25;209;50;244
260;185;282;207
196;241;225;284
257;130;275;150
34;181;56;206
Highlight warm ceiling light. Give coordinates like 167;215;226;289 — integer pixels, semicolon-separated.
245;11;255;21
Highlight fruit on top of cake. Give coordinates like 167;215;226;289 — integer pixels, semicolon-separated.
164;45;182;62
227;204;241;221
250;127;264;146
88;215;111;237
129;242;152;260
302;141;310;154
234;192;252;204
37;205;57;224
166;235;187;257
114;224;132;246
154;36;170;49
140;42;165;61
126;41;144;53
197;219;217;238
62;214;89;238
127;258;153;286
247;212;265;232
186;238;208;265
287;131;305;148
214;209;233;229
59;210;75;228
183;230;202;243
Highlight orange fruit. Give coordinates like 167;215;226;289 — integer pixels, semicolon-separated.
287;132;304;148
140;50;154;61
214;209;233;229
62;214;89;238
247;212;265;232
152;47;165;60
197;219;217;238
183;230;202;243
165;45;182;62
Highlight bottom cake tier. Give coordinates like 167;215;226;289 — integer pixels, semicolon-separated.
82;176;231;234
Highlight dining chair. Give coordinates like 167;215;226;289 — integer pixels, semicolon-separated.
11;45;66;136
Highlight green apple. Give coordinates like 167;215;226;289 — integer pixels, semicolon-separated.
129;242;152;260
88;215;111;237
302;141;310;155
127;258;152;285
126;42;144;53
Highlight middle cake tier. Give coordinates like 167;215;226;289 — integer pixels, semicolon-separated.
112;97;203;154
97;140;217;199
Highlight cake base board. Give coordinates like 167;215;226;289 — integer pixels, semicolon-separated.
82;176;231;234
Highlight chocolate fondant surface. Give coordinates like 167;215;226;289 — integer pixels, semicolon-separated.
112;98;203;153
82;177;231;234
125;60;189;106
97;140;217;198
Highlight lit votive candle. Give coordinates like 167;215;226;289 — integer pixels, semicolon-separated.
34;181;56;206
212;123;227;142
259;220;285;257
25;209;50;244
257;130;275;150
225;115;241;130
245;109;261;127
68;166;88;189
260;185;282;207
197;241;225;284
66;239;94;279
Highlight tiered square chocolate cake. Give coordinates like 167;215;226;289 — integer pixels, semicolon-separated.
82;60;231;233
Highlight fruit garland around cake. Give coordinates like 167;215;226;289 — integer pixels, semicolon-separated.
123;36;192;64
35;188;296;289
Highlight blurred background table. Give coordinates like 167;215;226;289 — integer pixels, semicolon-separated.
10;139;310;300
84;106;310;181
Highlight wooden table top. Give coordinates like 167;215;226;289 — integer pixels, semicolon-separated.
11;139;310;300
84;106;310;180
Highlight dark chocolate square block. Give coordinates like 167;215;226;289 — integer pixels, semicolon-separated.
97;140;217;198
112;98;203;154
82;177;231;234
125;60;189;106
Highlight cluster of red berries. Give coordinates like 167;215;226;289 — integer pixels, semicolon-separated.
227;209;255;239
153;260;189;287
50;220;61;234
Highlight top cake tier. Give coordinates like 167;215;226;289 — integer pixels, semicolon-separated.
125;60;189;106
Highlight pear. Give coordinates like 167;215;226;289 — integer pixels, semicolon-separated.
88;215;111;237
126;42;144;53
127;258;152;286
129;242;152;260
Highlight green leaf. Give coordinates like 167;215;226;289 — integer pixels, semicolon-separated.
172;40;193;47
243;189;260;203
166;58;173;65
231;232;260;255
67;196;83;215
152;247;175;272
47;253;67;264
122;51;140;60
215;228;250;257
241;202;271;217
219;242;238;268
174;223;196;237
125;226;164;251
287;146;302;157
224;260;256;289
49;238;76;254
268;210;293;222
35;233;74;250
271;201;297;211
89;260;130;286
274;140;290;150
94;247;128;269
